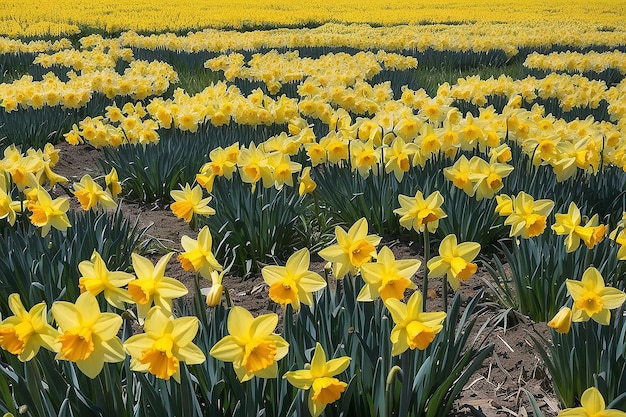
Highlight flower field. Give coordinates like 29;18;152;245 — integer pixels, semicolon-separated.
1;2;626;416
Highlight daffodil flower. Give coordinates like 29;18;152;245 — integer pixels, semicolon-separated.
394;190;446;233
558;386;626;417
78;250;135;309
178;225;223;279
494;194;513;216
210;306;289;382
29;187;72;236
170;183;215;223
73;174;117;211
503;191;554;239
427;234;481;291
105;168;122;199
566;267;626;325
547;307;572;334
196;144;238;192
318;217;381;279
0;183;21;226
124;307;205;382
358;246;419;302
205;269;226;307
128;252;188;320
262;248;326;310
443;155;475;197
384;291;446;356
468;156;514;200
384;137;418;182
0;294;59;361
51;292;125;378
552;202;607;252
298;166;317;196
284;343;351;417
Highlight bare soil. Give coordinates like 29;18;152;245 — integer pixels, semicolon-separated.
52;141;561;417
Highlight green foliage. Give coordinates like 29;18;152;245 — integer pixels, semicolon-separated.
201;180;309;276
0;207;148;311
483;232;619;323
313;163;404;237
531;308;626;410
99;134;210;204
0;93;121;152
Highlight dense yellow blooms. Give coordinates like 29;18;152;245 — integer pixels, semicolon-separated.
524;50;626;75
1;0;625;38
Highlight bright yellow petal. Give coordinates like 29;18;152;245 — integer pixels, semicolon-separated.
171;317;199;347
210;336;243;362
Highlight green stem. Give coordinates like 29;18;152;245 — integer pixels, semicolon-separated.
442;273;449;312
423;230;430;312
399;350;414;417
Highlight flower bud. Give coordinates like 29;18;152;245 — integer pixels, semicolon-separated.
206;284;224;307
547;307;572;334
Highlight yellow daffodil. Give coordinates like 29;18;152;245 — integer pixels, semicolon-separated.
0;184;21;226
547;307;572;334
178;225;223;279
443;155;475;197
284;343;351;417
394;190;446;233
494;194;513;217
427;234;481;291
566;267;626;325
269;154;301;190
469;156;514;200
196;144;239;193
124;307;205;382
558;387;626;417
384;137;418;182
105;168;122;199
210;306;289;382
128;252;188;320
170;183;215;223
384;291;446;356
358;246;419;302
319;132;348;165
73;174;117;211
318;218;381;279
205;269;226;307
614;228;626;261
78;250;135;310
237;142;274;192
552;202;608;252
28;188;71;236
262;248;326;310
0;294;59;361
298;167;317;196
504;191;554;238
489;144;512;163
51;292;125;378
350;139;380;178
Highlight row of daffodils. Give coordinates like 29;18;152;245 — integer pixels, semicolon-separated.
1;20;626;417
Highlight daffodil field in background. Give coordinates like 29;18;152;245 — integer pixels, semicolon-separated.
1;1;626;416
